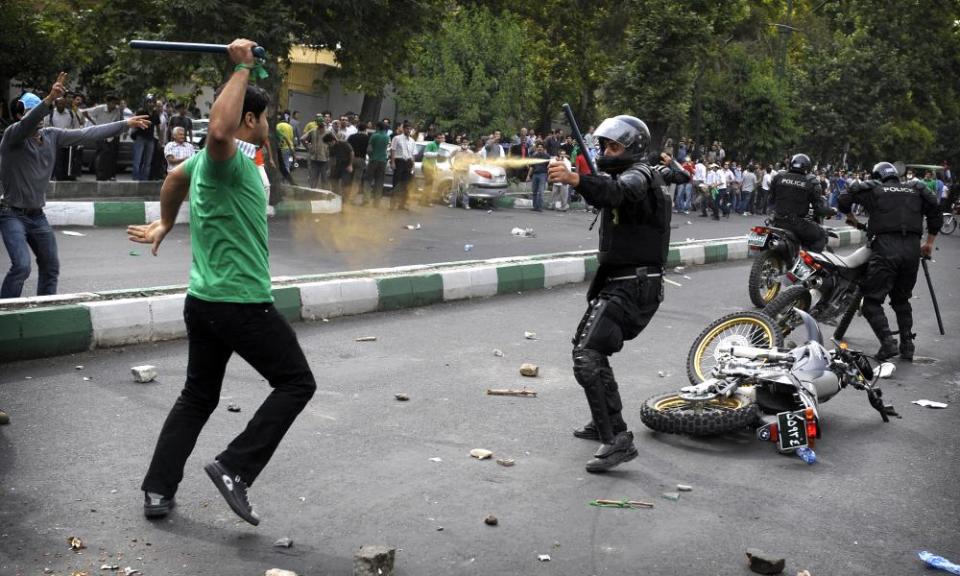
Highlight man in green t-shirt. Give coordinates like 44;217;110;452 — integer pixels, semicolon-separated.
422;132;446;205
365;121;390;207
127;39;317;527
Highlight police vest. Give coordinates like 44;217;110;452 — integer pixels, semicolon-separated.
597;164;670;267
867;181;927;236
771;171;818;217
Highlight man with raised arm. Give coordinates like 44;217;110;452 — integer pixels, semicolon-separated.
128;39;317;526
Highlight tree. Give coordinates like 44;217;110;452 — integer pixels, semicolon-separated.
397;5;540;137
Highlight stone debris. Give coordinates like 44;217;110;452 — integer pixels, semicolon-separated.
519;363;539;377
131;365;157;383
537;554;551;562
657;370;668;378
394;393;410;401
356;336;377;342
83;377;92;381
912;399;948;409
470;448;493;460
67;535;85;551
62;230;86;237
273;537;294;548
662;492;681;501
745;548;786;575
464;244;474;252
486;388;537;397
674;266;685;273
265;570;298;576
75;365;84;370
353;545;396;576
677;484;693;492
496;458;515;467
101;565;119;571
511;227;536;238
524;331;537;340
403;223;422;230
492;349;504;357
429;457;443;463
484;514;499;526
227;403;241;413
123;569;142;576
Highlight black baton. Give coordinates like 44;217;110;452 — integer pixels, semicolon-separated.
921;257;945;335
130;40;266;59
562;103;597;176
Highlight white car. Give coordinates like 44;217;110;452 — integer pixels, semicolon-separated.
190;119;209;147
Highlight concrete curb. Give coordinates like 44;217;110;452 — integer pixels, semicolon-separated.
0;228;867;362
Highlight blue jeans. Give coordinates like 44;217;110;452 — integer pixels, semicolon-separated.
132;138;156;181
676;182;692;212
738;190;752;213
1;207;59;298
531;173;547;210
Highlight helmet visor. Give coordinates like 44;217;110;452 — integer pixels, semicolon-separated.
594;117;638;148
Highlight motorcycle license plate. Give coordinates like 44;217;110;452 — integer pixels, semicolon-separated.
790;259;815;281
776;410;809;451
747;232;768;247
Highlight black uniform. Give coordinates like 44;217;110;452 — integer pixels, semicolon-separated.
768;170;832;251
572;157;690;445
838;179;941;350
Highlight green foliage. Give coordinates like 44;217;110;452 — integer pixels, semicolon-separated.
397;6;540;136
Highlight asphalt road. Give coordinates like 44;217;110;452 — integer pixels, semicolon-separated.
0;205;842;295
1;235;958;576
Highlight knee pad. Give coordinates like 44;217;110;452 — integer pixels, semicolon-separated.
573;348;609;390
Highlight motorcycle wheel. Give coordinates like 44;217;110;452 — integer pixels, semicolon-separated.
941;215;957;235
640;392;759;436
762;285;814;338
748;251;787;308
833;296;861;341
686;311;784;384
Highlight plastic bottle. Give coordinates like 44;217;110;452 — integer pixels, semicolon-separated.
918;551;960;575
796;446;817;464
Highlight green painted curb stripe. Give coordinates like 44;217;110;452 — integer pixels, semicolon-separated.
272;286;302;322
703;243;728;264
584;256;599;279
495;196;516;208
275;201;312;216
0;305;92;362
839;230;852;245
666;248;681;267
377;274;443;310
94;202;146;226
496;263;545;294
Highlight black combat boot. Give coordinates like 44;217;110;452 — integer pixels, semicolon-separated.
876;336;899;361
899;332;915;361
585;431;638;473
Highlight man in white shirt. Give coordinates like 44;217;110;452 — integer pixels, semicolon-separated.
50;97;81;180
759;166;774;215
717;161;734;218
705;163;722;220
341;114;358;138
389;122;416;210
694;159;707;216
164;127;196;172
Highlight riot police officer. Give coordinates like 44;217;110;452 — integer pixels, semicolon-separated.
547;116;690;472
839;161;940;361
768;154;835;251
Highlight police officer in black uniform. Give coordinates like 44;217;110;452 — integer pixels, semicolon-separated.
768;153;835;252
547;116;690;472
839;161;940;361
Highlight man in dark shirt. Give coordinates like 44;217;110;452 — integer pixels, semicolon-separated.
168;104;194;143
347;125;370;200
325;133;354;200
526;143;552;211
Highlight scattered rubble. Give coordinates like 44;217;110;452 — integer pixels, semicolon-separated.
492;349;504;357
394;393;410;401
511;227;536;238
264;570;298;576
677;484;693;492
464;244;474;252
470;448;493;460
537;554;551;562
484;515;499;526
62;230;86;237
67;536;85;551
486;388;537;397
227;403;241;413
661;492;680;502
273;537;294;548
912;399;948;409
519;363;539;377
131;365;157;383
353;545;396;576
429;457;443;463
524;331;537;340
496;458;515;467
745;548;786;575
355;336;377;342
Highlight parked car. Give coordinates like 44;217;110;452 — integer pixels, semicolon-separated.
191;118;209;148
383;141;458;204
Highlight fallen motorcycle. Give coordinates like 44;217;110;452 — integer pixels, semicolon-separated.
641;309;896;461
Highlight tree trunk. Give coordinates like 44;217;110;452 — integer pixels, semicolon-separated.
359;94;383;124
